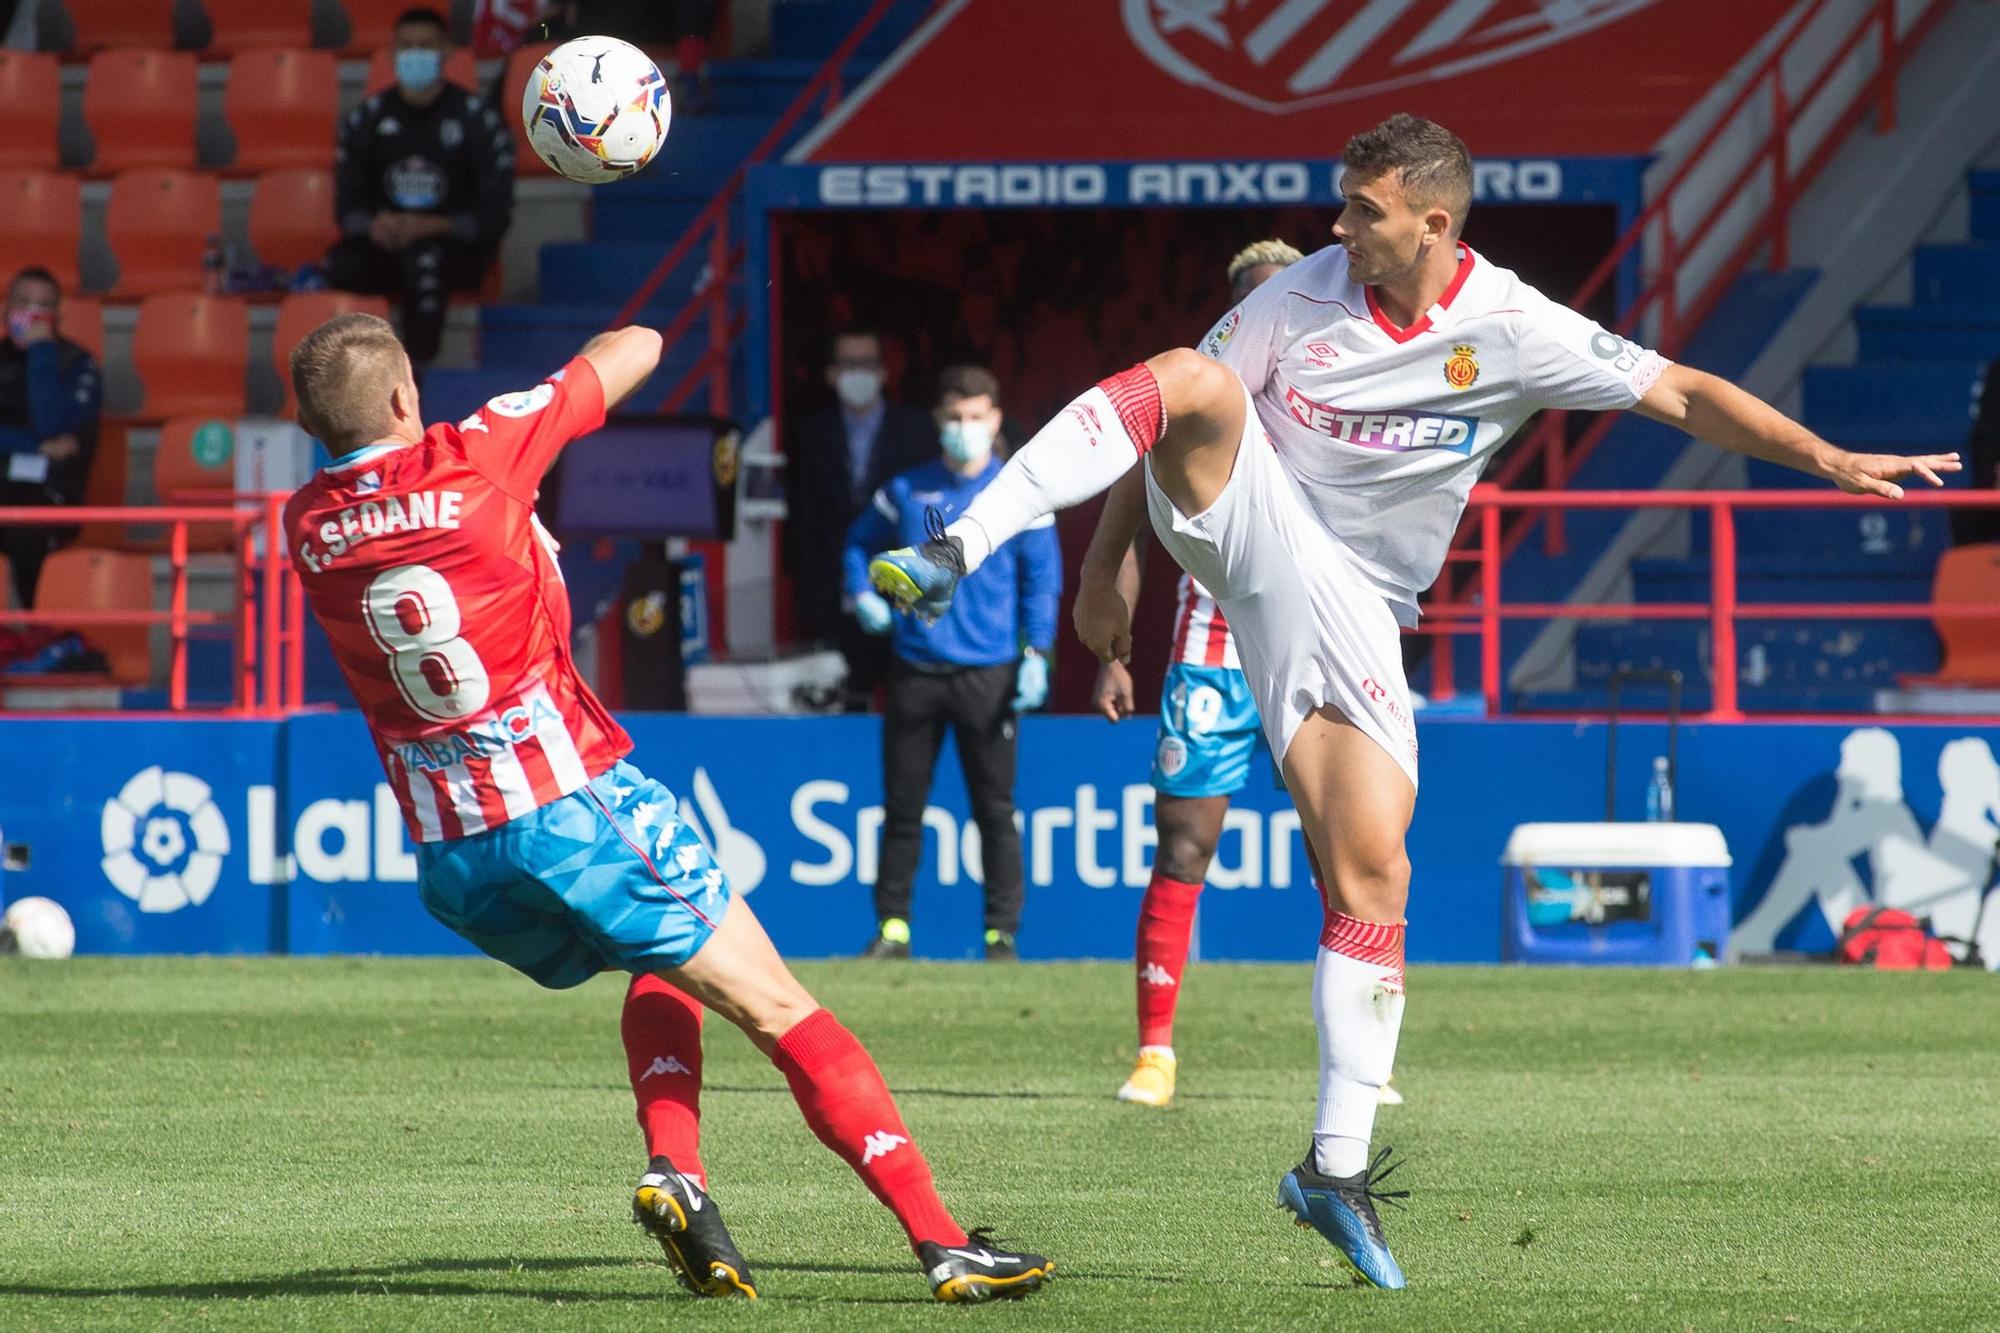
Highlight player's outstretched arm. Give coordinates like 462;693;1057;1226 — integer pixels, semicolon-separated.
580;326;665;410
1635;363;1961;498
1074;468;1149;663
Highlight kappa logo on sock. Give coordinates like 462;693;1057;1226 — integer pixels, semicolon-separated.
639;1055;694;1081
1139;962;1177;987
860;1130;909;1165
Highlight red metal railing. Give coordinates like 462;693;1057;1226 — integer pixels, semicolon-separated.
1426;486;2000;720
609;0;914;415
0;499;304;713
1437;0;1948;591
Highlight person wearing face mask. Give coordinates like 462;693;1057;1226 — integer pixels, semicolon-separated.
0;266;102;608
842;365;1061;961
784;329;940;709
326;7;513;370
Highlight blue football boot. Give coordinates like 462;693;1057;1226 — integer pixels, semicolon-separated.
868;509;967;624
1277;1144;1409;1289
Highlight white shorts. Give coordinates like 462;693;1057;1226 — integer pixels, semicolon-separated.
1143;389;1419;792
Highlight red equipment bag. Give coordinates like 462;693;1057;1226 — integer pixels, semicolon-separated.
1836;907;1954;970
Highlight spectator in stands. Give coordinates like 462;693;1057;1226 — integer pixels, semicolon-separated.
328;7;513;371
1953;360;2000;547
785;329;937;710
0;267;102;607
844;365;1061;962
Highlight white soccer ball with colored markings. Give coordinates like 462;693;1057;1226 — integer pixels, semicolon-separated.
2;896;75;960
521;36;671;183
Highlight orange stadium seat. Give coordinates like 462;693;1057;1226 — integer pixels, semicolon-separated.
131;293;249;421
32;547;153;685
504;44;559;175
152;418;244;551
340;0;423;54
84;49;198;174
104;169;222;298
273;292;390;415
60;297;105;363
363;45;481;95
198;0;314;53
0;171;82;293
225;48;338;173
0;52;60;170
61;0;176;50
72;422;130;548
248;168;338;271
1906;544;2000;688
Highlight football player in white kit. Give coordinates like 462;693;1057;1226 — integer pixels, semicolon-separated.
872;114;1959;1288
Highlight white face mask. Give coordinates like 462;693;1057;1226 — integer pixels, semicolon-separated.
834;368;883;410
940;419;994;466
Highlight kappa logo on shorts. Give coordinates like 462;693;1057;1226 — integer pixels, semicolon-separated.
1123;0;1658;114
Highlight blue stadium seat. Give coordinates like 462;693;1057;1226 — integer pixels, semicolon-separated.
1854;303;2000;361
1912;243;2000;306
1801;361;1984;447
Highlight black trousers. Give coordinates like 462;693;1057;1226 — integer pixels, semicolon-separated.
875;660;1024;935
326;235;490;365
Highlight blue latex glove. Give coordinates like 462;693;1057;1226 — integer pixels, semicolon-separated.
1012;650;1049;712
853;589;894;636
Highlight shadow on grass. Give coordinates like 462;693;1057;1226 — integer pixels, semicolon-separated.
1;1253;959;1306
2;1255;684;1304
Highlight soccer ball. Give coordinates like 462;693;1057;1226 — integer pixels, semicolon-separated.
521;36;671;184
1;896;75;960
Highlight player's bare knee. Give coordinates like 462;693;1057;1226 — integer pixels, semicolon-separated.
1325;847;1411;920
1155;830;1216;885
1146;348;1234;424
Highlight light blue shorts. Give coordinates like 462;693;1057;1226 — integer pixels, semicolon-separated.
416;760;730;989
1151;663;1265;799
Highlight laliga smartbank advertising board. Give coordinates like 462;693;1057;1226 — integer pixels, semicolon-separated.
4;714;1997;965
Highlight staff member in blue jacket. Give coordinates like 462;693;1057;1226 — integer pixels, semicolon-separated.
844;365;1062;961
0;267;102;607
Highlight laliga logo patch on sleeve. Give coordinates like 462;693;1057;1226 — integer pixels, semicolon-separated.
1203;308;1241;358
485;383;556;418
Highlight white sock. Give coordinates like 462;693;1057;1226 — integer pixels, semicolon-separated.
1310;936;1406;1178
947;377;1158;571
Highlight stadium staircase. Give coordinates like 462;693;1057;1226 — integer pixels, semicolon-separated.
421;0;932;428
1429;0;1996;716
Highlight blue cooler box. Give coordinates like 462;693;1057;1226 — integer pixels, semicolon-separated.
1501;823;1732;965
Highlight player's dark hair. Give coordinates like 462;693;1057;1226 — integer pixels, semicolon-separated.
291;313;410;457
936;364;1001;409
1342;114;1474;237
8;266;61;300
828;327;884;362
394;6;449;34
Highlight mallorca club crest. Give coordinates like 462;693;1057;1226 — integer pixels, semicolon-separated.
1122;0;1658;115
1443;344;1479;390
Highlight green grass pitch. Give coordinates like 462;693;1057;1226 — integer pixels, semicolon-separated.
3;958;1997;1330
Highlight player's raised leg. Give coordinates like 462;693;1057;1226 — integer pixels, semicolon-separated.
663;893;1054;1303
870;350;1246;619
1273;706;1413;1290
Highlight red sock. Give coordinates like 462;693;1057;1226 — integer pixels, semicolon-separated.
622;974;706;1185
1096;363;1166;454
1135;873;1201;1049
771;1009;967;1251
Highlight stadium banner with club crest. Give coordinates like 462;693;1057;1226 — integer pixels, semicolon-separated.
3;714;1996;966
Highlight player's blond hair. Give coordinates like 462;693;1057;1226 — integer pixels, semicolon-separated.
290;313;410;457
1342;113;1474;237
1226;239;1304;298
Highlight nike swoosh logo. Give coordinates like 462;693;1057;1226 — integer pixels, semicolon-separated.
678;1175;703;1211
947;1247;997;1266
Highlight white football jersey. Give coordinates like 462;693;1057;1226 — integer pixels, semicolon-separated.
1202;244;1668;624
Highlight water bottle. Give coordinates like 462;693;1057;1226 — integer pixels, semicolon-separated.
1645;755;1675;822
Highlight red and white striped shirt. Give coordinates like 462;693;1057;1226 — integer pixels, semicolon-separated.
1168;572;1240;671
284;358;632;842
